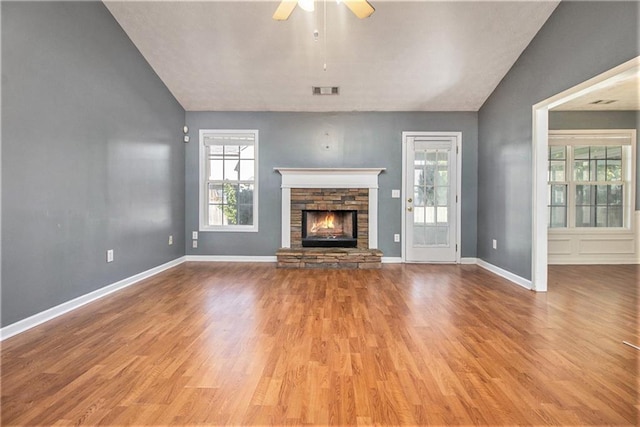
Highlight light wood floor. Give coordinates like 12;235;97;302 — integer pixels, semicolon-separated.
2;263;638;426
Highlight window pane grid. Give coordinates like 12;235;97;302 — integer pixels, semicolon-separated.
548;146;566;182
414;148;449;245
573;145;623;183
547;146;567;227
549;143;626;230
548;183;567;228
203;133;257;229
574;184;623;227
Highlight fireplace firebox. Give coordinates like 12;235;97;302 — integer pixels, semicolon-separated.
302;210;357;248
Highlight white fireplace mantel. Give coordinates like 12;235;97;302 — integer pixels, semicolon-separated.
274;167;385;249
275;168;385;189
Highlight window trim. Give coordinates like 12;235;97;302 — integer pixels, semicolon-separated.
199;129;259;232
548;129;636;232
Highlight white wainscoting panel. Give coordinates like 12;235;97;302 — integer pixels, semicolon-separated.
548;238;572;255
548;211;639;264
579;237;635;254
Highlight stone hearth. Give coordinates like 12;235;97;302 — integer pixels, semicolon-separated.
276;247;383;269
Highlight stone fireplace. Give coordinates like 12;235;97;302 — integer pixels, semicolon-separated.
275;168;385;268
291;188;368;249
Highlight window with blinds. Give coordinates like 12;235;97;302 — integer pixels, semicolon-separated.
200;130;258;232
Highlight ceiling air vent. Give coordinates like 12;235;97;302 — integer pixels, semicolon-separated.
590;99;617;105
312;86;339;96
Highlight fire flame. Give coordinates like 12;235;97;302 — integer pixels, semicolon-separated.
310;213;335;233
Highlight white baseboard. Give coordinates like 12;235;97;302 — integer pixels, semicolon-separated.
476;259;532;290
186;255;277;262
1;256;186;341
188;255;401;263
0;254;537;341
549;255;639;265
636;210;640;264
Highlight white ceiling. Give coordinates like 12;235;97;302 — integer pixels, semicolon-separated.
104;0;560;112
553;65;640;111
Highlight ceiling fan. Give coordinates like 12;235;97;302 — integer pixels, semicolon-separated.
273;0;375;20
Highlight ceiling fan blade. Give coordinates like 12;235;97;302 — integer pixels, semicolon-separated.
273;0;297;20
342;0;375;19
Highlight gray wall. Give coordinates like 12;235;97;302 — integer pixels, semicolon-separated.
2;1;186;326
185;112;478;258
477;1;639;280
549;110;640;209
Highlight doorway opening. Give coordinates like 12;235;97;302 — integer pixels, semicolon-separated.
531;56;639;291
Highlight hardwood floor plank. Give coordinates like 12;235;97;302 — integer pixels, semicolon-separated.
1;263;637;426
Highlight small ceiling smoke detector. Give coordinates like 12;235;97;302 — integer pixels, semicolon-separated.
312;86;339;95
590;99;618;105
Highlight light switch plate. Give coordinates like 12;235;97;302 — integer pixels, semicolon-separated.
392;189;400;198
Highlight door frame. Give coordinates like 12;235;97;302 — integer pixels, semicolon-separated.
531;56;639;292
401;131;462;263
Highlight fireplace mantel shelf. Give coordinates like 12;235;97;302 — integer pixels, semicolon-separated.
274;168;385;190
274;167;385;174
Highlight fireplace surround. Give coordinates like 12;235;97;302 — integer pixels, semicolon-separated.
275;168;385;249
290;188;368;249
275;168;385;268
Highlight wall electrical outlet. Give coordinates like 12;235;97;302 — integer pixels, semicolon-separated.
492;239;497;250
192;231;198;240
168;235;173;245
106;249;114;263
394;234;400;243
192;240;198;249
391;189;400;198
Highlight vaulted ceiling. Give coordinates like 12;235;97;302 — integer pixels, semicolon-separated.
105;0;560;112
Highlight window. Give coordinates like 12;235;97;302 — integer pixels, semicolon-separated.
573;145;623;227
548;131;634;230
199;130;258;232
548;145;568;228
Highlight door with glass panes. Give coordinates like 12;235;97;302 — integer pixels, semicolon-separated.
403;133;459;262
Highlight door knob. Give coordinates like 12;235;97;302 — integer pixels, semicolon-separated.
407;198;413;203
407;207;413;212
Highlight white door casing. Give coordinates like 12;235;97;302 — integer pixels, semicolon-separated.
531;56;640;292
402;132;461;263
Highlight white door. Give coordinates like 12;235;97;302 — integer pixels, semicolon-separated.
403;132;459;262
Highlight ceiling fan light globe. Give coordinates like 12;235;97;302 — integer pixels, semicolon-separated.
298;0;315;12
